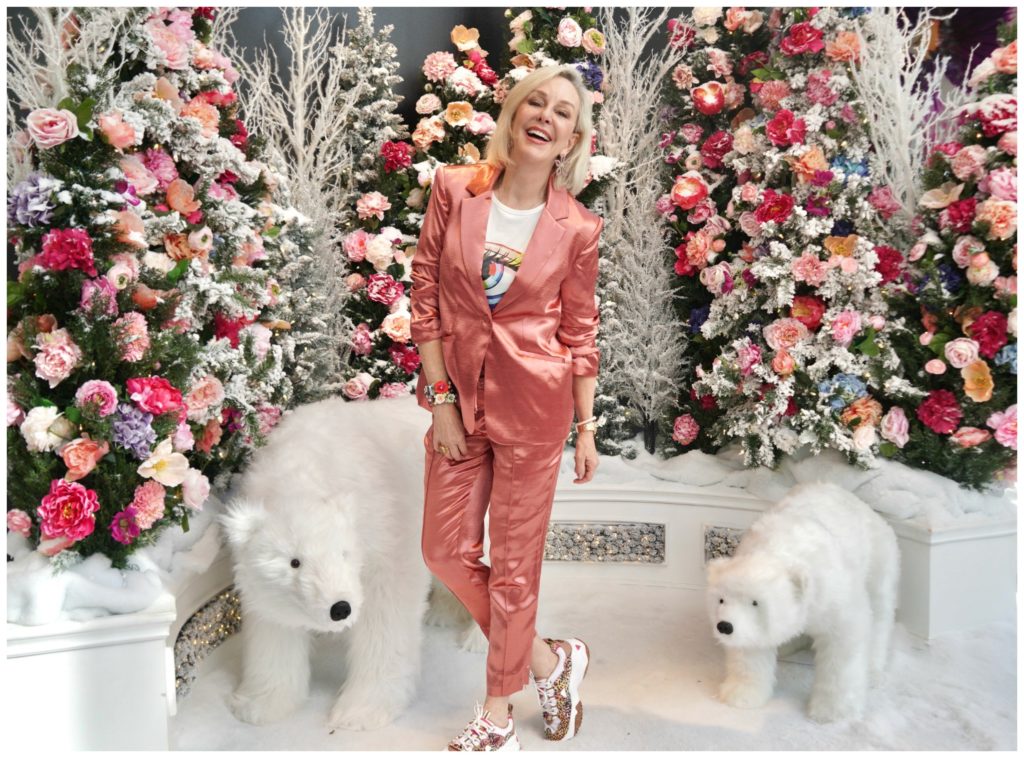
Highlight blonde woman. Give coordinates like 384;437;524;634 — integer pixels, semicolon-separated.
410;65;603;751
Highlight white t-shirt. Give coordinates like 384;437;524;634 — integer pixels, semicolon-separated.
481;196;544;310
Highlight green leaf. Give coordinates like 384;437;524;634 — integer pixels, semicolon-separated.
928;332;952;356
166;259;190;284
7;281;25;309
57;96;77;112
65;406;82;424
516;38;536;55
182;511;190;533
76;97;96;128
879;442;897;458
264;225;281;238
853;327;880;356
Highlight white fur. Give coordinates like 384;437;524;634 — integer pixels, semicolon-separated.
220;395;432;730
706;483;900;722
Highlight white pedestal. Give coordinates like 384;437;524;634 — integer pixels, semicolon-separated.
5;593;178;750
544;482;1017;639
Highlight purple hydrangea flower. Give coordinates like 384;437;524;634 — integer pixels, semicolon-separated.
112;402;156;460
7;173;61;227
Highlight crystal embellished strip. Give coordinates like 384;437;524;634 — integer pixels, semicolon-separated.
703;525;745;563
174;586;242;699
544;521;666;563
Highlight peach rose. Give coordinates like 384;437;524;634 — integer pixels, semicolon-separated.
950;427;992;448
180;98;220;138
993;41;1017;74
154;76;184;113
825;31;861;62
763;318;809;351
97;111;138;150
944;337;981;368
26;108;79;148
789;145;829;185
772;350;796;376
924;358;947;375
841;396;883;429
961;360;994;402
381;311;411;343
163;233;195;261
119;155;158;196
880;406;909;447
851;423;877;452
975;198;1016;241
166;179;201;215
60;437;110;481
115;210;147;249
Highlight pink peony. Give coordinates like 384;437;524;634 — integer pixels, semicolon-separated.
868;185;903;220
351;323;374;356
422;51;458;82
80;277;119;317
172;420;195;452
830;310;862;346
986;405;1017;449
754;189;795;225
979;166;1016;201
467;111;496;136
791;250;829;286
75;380;118;416
671;414;700;446
415;94;442;114
144;17;191;70
736;341;762;376
365;273;405;306
951;427;992;448
763;318;809;351
950;145;988;181
130;480;166;530
185;374;225;422
26;108;79;148
356;191;392;221
37;479;100;542
8;509;32;538
34;328;82;388
127;376;184;416
40;228;97;276
142;148;179;191
880;407;909;448
97;110;138;150
448;67;484;96
114;312;151;362
119;155;159;196
997;131;1017;156
557;17;583;47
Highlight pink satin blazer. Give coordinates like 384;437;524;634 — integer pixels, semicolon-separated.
410;163;603;444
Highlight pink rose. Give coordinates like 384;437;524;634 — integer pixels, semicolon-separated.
34;328;82;388
75;380;118;416
37;478;100;541
997;131;1017;156
830;310;862;346
975;198;1017;240
924;358;947;375
26;108;80;148
951;427;993;448
114;312;150;362
345;273;366;292
382;311;412;343
351;323;374;356
772;350;796;376
557;17;583;47
700;262;733;295
880;407;909;448
671;414;700;445
60;437;110;481
343;229;370;262
950;145;988;181
466;111;496;136
952;235;986;267
97;111;138;150
119;155;159;196
8;508;33;538
185;374;225;422
979;166;1017;202
763;318;809;351
127;376;183;416
791;250;829;286
130;480;166;530
356;191;392;221
416;94;442;114
181;468;210;510
736;341;762;376
343;373;373;401
987;405;1017;450
142;148;179;191
967;253;1000;286
944;338;981;368
868;185;903;220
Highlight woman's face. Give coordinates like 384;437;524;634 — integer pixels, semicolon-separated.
509;76;581;169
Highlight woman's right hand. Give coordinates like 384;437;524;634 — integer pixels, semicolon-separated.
431;404;468;461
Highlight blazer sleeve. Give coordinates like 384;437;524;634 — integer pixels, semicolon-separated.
410;168;451;345
556;216;603;377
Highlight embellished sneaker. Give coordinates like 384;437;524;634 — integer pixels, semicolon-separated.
534;638;590;741
447;704;520;752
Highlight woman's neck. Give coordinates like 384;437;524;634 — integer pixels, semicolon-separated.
494;161;551;210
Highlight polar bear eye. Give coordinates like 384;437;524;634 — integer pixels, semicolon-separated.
719;598;724;604
290;558;301;569
752;600;758;607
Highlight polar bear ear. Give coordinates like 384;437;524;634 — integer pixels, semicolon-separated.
789;566;809;601
219;499;267;547
705;557;728;584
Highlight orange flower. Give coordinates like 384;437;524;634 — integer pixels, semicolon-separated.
823;234;859;257
788;145;829;184
154;77;183;113
450;24;480;51
825;31;861;62
166;179;201;215
841;396;883;429
115;210;147;248
180;98;219;138
919;181;964;210
961;360;994;402
510;54;535;70
61;437;109;481
163;232;196;260
444;101;473;127
459;143;481;163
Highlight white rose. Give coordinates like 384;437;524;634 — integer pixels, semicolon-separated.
943;338;981;368
448;67;483;96
181;468;210;510
691;7;724;27
20;406;67;452
364;234;395;272
852;423;877;452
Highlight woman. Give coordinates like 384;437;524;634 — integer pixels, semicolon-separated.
410;65;603;751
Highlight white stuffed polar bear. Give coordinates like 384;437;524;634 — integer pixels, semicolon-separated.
220;395;431;731
706;482;900;722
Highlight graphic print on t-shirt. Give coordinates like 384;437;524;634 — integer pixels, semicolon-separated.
482;241;524;309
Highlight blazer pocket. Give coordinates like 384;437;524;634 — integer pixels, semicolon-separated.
517;349;572;364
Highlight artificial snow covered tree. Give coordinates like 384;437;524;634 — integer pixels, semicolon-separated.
6;7;293;566
588;7;690;455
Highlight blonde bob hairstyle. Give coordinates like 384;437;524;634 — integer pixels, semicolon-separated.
484;65;593;197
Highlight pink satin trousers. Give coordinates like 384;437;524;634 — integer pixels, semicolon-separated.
421;375;564;696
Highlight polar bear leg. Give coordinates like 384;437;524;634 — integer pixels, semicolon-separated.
327;578;425;731
229;615;311;724
807;595;870;722
867;529;900;683
719;647;777;709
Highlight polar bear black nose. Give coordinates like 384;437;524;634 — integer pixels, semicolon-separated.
717;621;733;635
330;601;351;621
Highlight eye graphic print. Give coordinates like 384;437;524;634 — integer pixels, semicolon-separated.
290;558;301;569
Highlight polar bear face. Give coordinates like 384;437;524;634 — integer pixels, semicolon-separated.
221;497;366;633
705;555;808;649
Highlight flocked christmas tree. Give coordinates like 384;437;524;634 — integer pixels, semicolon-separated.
7;7;294;566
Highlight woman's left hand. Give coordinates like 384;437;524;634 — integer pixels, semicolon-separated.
573;432;598;484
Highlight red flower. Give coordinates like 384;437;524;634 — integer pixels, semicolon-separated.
388;344;421;373
193;7;216;20
780;21;825;56
365;273;405;306
194;90;237;108
940;198;977;234
790;295;826;331
40;228;97;277
754;189;795;224
738;51;770;77
700;130;733;170
213;312;255;348
37;479;100;542
474;60;499;87
229;119;248;150
968;96;1017;137
932;141;962;157
666;18;696;50
691;82;726;116
765;109;806;146
967;311;1009;359
873;245;904;285
916;389;963;435
126;377;184;416
380;141;414;173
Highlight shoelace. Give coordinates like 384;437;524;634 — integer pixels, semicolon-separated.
454;704;498;750
536;675;560;719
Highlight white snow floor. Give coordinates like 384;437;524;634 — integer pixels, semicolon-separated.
170;575;1016;751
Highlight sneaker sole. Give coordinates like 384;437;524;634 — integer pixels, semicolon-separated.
564;639;590;741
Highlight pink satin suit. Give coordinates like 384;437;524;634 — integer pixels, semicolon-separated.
410;163;603;696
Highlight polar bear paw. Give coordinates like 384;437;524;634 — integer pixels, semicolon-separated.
719;678;772;709
228;688;302;725
807;692;863;723
327;690;403;731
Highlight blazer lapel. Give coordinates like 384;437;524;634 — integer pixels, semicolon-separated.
460;166;498;317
